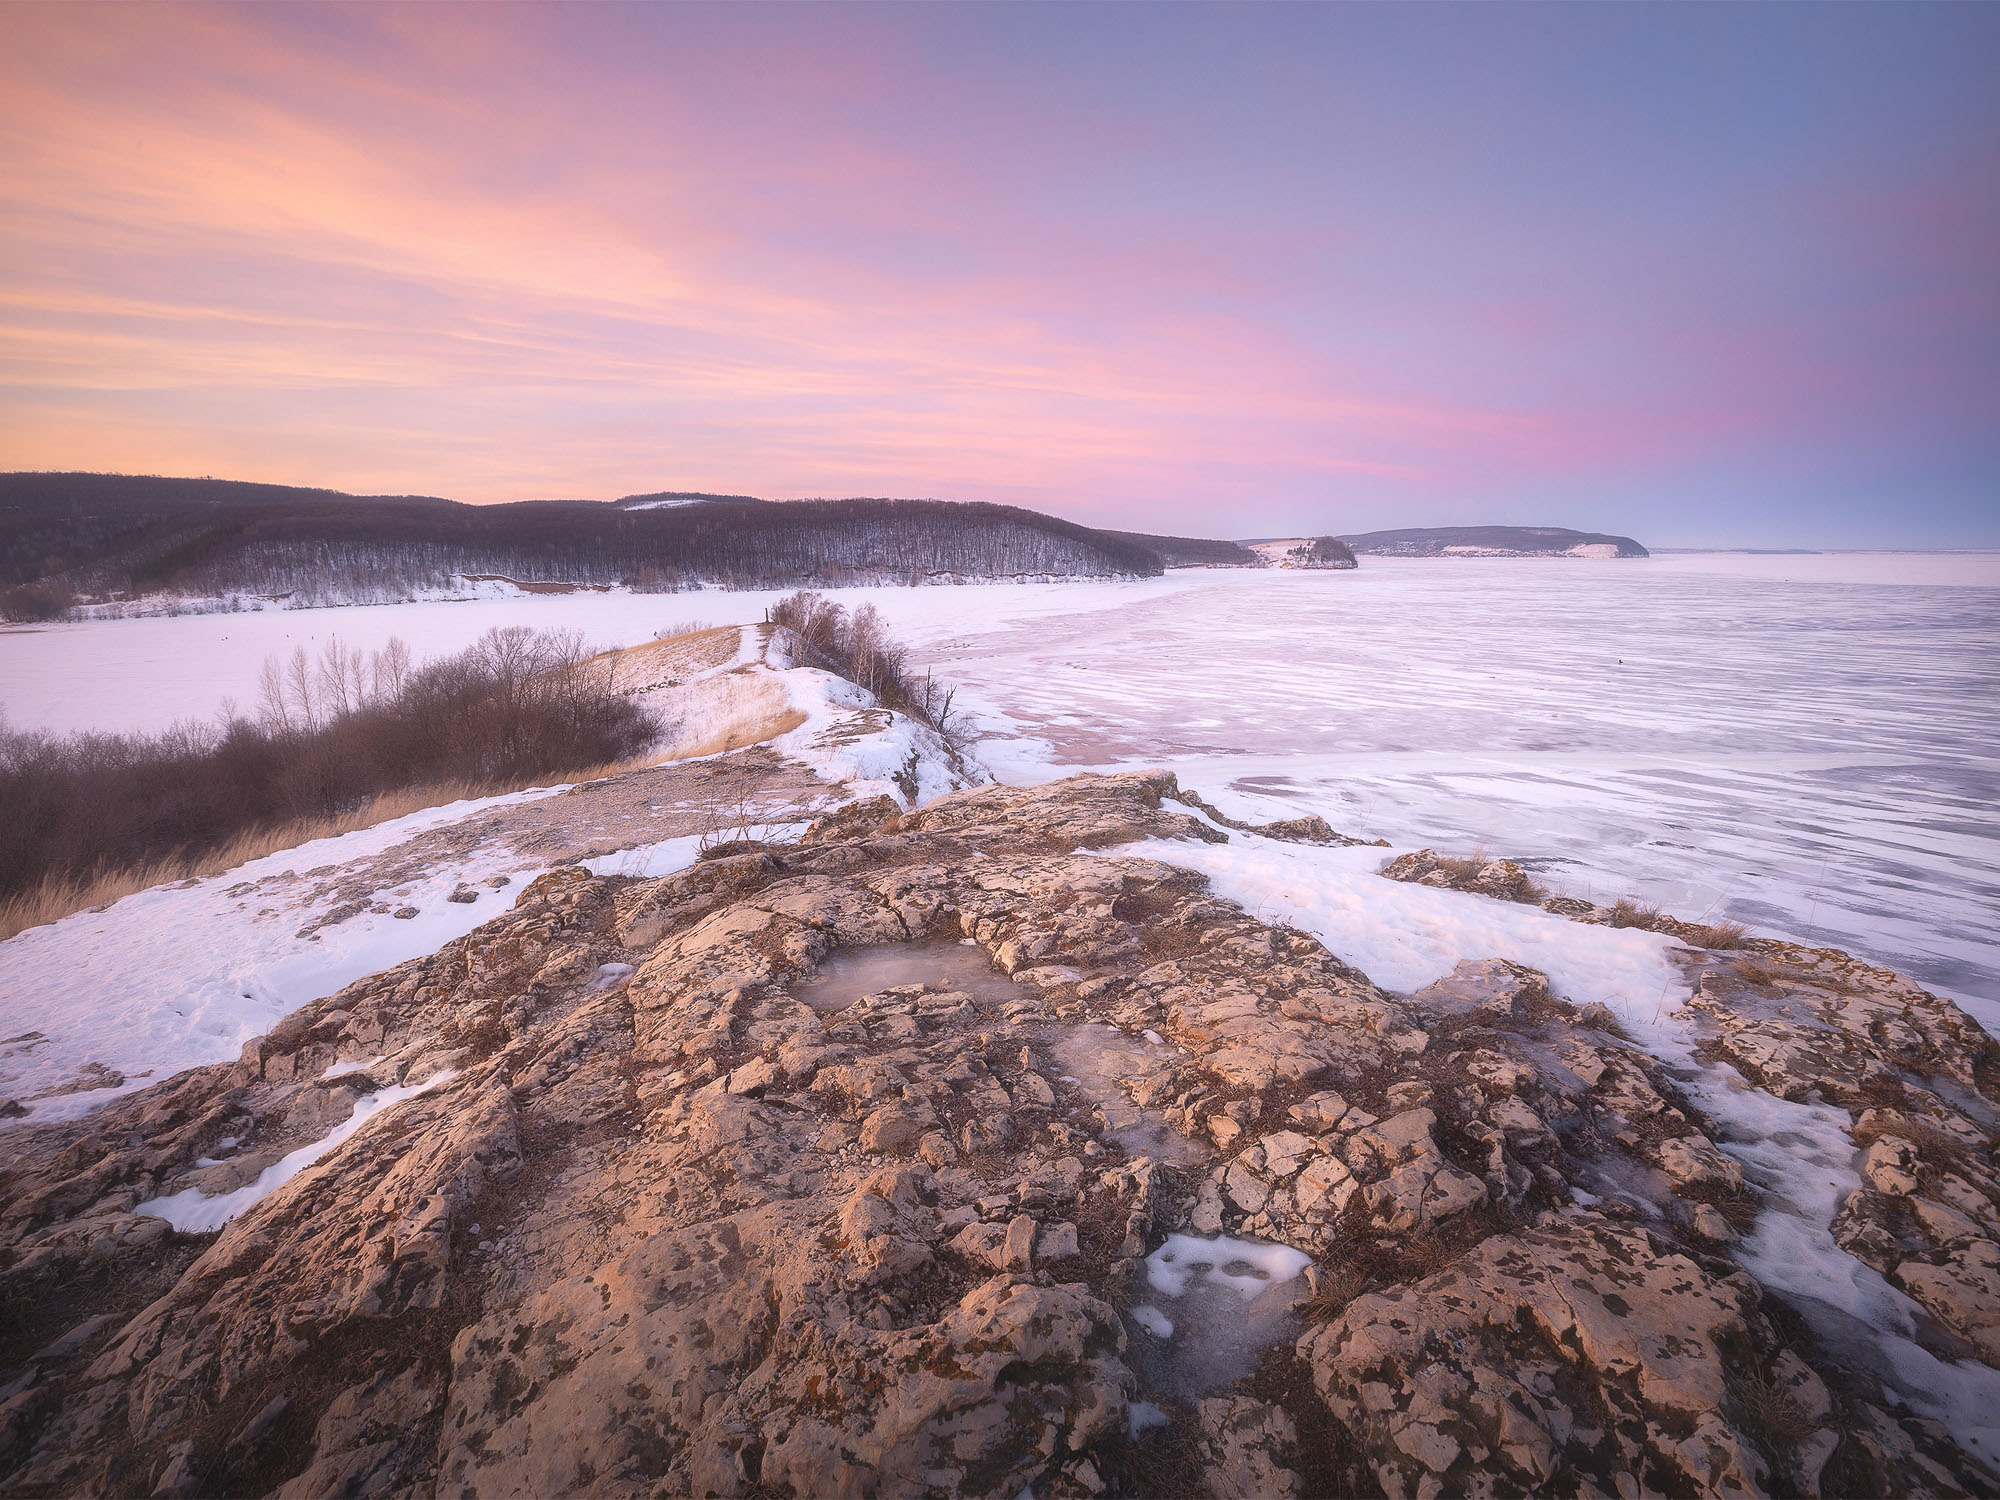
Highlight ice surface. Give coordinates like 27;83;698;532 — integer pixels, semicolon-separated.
11;555;1991;1015
134;1068;456;1232
793;940;1018;1015
904;556;2000;1021
1132;1234;1313;1405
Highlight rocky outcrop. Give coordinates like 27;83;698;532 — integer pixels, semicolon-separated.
0;770;1993;1497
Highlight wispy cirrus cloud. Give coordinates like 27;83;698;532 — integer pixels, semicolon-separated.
1;2;1993;543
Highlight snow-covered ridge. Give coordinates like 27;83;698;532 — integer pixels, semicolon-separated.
0;623;982;1124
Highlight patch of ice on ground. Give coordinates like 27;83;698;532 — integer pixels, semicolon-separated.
318;1057;381;1079
1146;1233;1312;1300
1126;1402;1170;1441
1132;1233;1314;1407
134;1069;456;1233
0;785;564;1124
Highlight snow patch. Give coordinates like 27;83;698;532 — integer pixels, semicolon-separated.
0;787;565;1124
134;1069;457;1232
1146;1233;1312;1300
1105;835;1683;1018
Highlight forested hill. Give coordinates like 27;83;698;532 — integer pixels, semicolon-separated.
1100;530;1261;567
1336;525;1649;557
0;474;1176;604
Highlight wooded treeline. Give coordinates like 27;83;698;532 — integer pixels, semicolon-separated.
0;627;658;907
0;475;1217;610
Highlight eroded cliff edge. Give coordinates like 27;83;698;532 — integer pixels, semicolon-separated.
1;772;1995;1498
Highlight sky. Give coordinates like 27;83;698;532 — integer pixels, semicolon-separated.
0;3;1995;547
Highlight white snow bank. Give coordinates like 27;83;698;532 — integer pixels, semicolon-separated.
0;786;565;1124
581;834;707;880
1107;834;1683;1020
771;667;980;808
134;1068;456;1232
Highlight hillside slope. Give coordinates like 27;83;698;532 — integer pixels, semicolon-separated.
1101;530;1262;567
0;474;1170;604
1337;525;1648;557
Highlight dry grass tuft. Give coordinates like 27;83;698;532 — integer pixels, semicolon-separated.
1728;955;1791;988
1686;919;1751;950
1609;898;1661;930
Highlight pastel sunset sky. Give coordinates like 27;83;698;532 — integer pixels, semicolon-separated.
2;3;1995;545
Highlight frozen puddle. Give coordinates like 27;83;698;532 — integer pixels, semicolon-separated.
135;1070;456;1233
794;938;1019;1014
1044;1021;1206;1166
1125;1234;1312;1415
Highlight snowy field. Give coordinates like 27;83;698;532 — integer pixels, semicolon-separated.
5;551;1994;1028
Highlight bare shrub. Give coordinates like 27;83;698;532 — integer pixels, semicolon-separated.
688;758;836;858
0;628;659;918
767;591;969;744
1;581;75;622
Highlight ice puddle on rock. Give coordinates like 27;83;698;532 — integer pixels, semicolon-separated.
1043;1021;1206;1166
135;1070;456;1233
794;938;1022;1014
1124;1234;1314;1437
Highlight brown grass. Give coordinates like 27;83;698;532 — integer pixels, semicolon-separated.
1728;955;1786;988
0;749;664;942
1686;919;1751;950
1609;898;1661;930
669;707;808;760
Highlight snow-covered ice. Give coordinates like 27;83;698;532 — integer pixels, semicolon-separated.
7;552;1992;1017
133;1068;456;1232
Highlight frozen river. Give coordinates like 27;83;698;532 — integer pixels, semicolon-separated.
4;551;1997;1021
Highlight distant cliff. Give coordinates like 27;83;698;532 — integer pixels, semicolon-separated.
1239;536;1359;569
1337;526;1648;558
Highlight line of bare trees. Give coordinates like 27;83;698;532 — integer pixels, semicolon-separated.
4;483;1169;606
765;591;965;743
0;628;659;903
